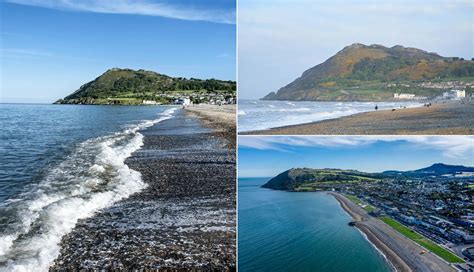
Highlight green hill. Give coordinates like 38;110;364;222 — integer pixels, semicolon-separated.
263;43;474;101
263;164;473;191
262;168;382;191
55;68;236;105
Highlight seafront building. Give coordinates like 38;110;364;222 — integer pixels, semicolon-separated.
442;89;466;100
318;174;474;269
393;93;416;99
175;97;192;106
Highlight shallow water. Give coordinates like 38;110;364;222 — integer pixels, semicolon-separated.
238;178;391;272
52;110;236;270
238;99;423;132
0;104;178;271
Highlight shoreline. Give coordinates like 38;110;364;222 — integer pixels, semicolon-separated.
186;104;236;148
242;100;473;135
328;192;409;272
355;227;398;272
51;109;236;270
328;191;456;272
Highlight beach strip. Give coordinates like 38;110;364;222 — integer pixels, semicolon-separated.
186;104;236;147
244;101;473;135
328;192;456;272
51;109;236;270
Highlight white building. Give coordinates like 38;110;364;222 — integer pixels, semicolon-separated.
443;89;465;100
394;93;416;99
175;97;191;106
142;100;159;105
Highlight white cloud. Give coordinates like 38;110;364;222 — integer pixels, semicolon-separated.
6;0;235;24
0;48;53;58
238;136;474;159
238;0;474;98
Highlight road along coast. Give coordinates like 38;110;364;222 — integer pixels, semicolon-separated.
328;192;456;272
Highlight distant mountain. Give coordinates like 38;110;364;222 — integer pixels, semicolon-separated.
262;168;383;191
384;163;474;177
263;164;474;191
55;68;236;105
263;43;474;101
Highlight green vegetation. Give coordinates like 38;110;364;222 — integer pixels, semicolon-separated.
55;68;236;105
380;217;464;263
344;195;376;212
262;168;382;191
263;43;474;101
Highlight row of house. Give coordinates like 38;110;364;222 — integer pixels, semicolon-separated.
393;89;467;100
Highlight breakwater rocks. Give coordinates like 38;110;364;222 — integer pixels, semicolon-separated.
51;110;236;270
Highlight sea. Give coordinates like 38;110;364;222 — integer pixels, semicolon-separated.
238;178;392;272
0;103;178;271
238;99;423;132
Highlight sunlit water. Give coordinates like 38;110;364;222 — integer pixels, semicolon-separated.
0;104;178;271
238;99;423;132
238;178;391;272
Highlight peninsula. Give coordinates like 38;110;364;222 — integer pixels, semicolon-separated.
263;165;474;271
263;43;474;101
54;68;236;105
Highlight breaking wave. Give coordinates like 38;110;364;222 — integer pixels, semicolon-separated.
0;108;177;272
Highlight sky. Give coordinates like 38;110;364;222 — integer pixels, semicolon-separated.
238;0;474;99
0;0;236;103
238;136;474;177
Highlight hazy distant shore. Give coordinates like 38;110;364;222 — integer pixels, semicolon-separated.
243;100;473;135
328;192;455;272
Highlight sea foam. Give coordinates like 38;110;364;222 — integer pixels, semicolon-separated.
238;100;423;132
0;107;177;272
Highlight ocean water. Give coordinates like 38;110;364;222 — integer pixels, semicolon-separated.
0;104;178;271
238;178;392;272
238;99;423;132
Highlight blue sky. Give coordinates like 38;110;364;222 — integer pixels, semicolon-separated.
0;0;236;103
238;136;474;177
238;0;474;99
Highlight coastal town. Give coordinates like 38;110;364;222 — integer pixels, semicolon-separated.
318;174;474;271
393;89;466;100
388;80;473;91
142;92;236;106
389;80;473;101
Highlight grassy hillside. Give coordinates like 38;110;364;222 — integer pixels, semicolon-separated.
262;168;382;191
263;44;474;101
55;68;236;105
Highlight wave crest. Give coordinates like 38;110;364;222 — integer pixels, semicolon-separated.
0;107;177;271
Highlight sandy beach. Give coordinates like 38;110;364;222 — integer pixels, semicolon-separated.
51;108;236;270
186;104;236;148
328;192;456;272
244;101;474;135
186;104;236;125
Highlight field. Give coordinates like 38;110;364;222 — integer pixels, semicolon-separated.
380;216;464;263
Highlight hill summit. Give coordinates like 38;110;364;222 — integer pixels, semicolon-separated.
263;164;474;191
55;68;236;105
263;43;473;101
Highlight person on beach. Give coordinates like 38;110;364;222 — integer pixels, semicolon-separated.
375;105;378;111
